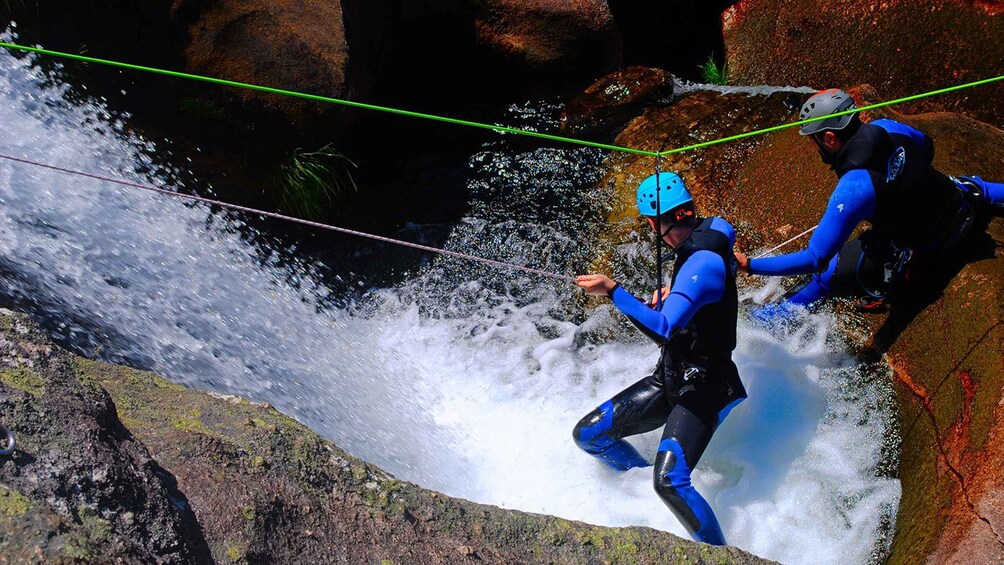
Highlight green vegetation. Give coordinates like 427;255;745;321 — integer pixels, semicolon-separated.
270;144;357;220
0;487;32;517
0;368;44;396
699;55;729;86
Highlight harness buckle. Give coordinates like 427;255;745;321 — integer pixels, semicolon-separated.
682;367;701;383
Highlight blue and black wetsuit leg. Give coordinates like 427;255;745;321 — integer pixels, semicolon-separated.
653;386;744;546
572;374;669;471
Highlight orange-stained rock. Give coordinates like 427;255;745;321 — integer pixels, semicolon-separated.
600;87;811;254
722;0;1004;126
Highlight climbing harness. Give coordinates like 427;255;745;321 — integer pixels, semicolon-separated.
0;425;14;456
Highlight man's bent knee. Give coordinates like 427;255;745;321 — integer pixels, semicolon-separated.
572;401;613;453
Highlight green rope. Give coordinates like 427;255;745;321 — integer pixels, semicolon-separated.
0;42;657;157
657;74;1004;156
2;41;1002;160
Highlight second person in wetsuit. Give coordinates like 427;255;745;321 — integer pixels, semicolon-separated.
735;89;1004;314
573;172;746;546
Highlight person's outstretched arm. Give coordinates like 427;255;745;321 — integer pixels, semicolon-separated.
745;170;876;276
578;251;726;345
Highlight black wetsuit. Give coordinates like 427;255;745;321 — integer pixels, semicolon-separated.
748;119;1004;307
572;217;747;546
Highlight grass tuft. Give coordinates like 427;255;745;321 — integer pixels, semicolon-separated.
699;55;729;86
271;144;357;220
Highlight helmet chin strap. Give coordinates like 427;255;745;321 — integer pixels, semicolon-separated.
656;219;675;240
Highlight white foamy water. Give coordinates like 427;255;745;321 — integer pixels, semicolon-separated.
0;40;899;564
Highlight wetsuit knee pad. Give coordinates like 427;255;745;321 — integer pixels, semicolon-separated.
573;400;652;471
572;401;613;453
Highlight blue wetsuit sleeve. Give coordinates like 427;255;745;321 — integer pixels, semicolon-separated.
749;169;876;276
610;251;726;344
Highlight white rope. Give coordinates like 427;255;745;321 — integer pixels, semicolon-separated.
753;224;818;259
0;153;577;282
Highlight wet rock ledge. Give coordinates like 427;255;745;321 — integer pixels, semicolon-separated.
0;309;772;564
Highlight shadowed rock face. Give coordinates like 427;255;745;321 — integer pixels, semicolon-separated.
577;74;1004;564
475;0;623;91
607;0;737;82
592;84;811;272
0;310;775;564
172;0;350;130
722;0;1004;127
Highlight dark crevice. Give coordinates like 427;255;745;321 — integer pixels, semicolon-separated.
928;322;1003;400
900;322;1004;442
607;0;736;82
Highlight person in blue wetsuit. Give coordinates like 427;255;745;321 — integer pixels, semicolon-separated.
734;89;1004;313
573;172;746;546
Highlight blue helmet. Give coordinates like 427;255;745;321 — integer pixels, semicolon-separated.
635;172;692;217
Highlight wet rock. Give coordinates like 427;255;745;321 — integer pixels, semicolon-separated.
0;310;202;563
474;0;623;93
560;66;676;140
0;309;774;564
722;0;1004;126
588;84;807;287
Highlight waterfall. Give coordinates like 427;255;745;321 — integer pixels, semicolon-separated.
0;42;899;564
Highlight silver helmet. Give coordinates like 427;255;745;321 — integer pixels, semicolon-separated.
798;89;858;136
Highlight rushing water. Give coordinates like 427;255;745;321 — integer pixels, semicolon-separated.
0;41;900;564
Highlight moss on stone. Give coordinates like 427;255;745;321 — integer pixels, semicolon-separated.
172;409;208;434
76;504;114;541
0;368;45;396
61;541;95;561
359;479;404;515
225;542;245;562
0;487;32;516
